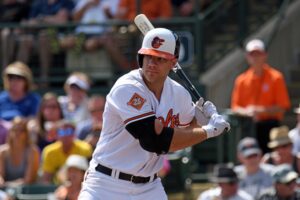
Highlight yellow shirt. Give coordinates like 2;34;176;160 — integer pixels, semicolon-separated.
42;140;92;174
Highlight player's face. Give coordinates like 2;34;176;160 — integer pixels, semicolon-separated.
142;54;175;83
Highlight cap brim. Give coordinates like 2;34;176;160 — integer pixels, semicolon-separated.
138;48;176;60
5;68;26;78
247;49;265;53
67;76;89;90
210;177;238;183
279;171;298;184
242;148;261;157
268;138;292;148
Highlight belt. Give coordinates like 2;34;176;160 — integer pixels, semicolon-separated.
95;164;157;184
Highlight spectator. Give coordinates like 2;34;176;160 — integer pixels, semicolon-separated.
116;0;172;21
262;126;300;173
231;39;291;154
0;0;31;68
58;72;91;124
197;163;253;200
0;117;40;187
0;61;41;121
18;0;75;86
75;95;105;146
27;92;64;151
235;137;273;198
257;164;300;199
41;120;92;184
60;0;131;71
171;0;212;17
288;104;300;155
54;155;88;200
171;0;194;17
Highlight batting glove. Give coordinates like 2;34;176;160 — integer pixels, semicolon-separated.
202;113;230;138
195;98;218;126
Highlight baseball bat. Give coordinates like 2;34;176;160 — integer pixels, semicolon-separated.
134;14;202;101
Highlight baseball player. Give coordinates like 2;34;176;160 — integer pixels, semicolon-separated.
78;28;230;200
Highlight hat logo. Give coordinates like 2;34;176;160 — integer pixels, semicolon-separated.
151;37;165;49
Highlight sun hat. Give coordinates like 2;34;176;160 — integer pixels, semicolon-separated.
268;126;292;149
3;61;33;90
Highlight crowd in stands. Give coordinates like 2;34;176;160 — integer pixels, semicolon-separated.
0;0;213;85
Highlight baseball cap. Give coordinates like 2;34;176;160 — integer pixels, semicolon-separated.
237;137;261;157
210;163;238;183
245;39;265;52
272;164;298;184
65;155;89;171
268;126;291;149
66;75;90;91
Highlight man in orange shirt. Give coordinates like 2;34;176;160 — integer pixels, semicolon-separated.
116;0;172;21
231;39;290;154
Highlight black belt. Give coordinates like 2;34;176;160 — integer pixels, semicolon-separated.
95;164;157;184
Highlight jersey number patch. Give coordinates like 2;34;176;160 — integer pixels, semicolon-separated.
127;93;146;110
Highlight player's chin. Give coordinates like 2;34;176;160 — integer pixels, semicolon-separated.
144;71;158;79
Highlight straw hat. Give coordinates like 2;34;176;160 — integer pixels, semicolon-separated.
268;126;292;149
3;61;33;91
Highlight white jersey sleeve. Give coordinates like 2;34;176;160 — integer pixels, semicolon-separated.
107;84;155;125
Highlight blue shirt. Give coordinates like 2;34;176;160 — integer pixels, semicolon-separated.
29;0;74;18
0;91;41;121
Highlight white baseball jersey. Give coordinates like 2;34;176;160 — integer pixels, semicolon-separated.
90;69;194;177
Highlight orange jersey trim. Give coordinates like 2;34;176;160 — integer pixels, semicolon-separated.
124;111;155;125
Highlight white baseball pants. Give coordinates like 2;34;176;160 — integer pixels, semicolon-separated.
78;170;168;200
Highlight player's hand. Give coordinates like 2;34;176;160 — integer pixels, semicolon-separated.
195;98;218;125
202;113;230;138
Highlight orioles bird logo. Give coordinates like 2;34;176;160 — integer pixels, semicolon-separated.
151;37;165;49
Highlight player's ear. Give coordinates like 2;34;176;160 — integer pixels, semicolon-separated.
170;59;177;69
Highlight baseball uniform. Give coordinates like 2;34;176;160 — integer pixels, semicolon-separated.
79;68;194;200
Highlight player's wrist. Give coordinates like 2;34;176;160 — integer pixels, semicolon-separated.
202;124;215;139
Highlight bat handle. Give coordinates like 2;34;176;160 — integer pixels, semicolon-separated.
174;65;201;100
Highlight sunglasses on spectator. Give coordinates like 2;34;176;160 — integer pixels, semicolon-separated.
57;127;74;137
